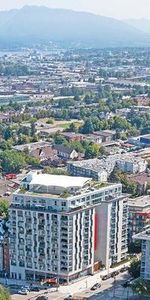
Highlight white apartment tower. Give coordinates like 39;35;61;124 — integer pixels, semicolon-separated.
9;172;128;283
134;230;150;281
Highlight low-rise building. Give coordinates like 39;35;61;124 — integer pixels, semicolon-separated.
67;158;108;182
54;144;79;160
116;155;147;174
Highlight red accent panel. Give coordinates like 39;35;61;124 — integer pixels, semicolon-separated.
135;212;150;217
94;213;98;251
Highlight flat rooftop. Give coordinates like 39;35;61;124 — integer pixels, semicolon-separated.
128;195;150;208
15;171;119;199
28;173;90;189
134;230;150;241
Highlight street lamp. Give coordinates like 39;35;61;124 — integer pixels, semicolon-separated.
113;275;116;299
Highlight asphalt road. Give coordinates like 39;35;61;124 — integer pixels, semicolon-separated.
11;272;132;300
74;271;134;300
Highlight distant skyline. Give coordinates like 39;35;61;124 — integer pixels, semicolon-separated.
0;0;150;20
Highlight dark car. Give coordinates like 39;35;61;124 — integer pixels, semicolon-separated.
122;278;134;288
111;270;119;277
90;283;101;290
30;286;40;292
64;295;73;300
36;296;48;300
101;274;111;280
120;266;128;273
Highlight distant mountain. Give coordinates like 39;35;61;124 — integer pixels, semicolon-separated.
0;6;149;48
125;18;150;34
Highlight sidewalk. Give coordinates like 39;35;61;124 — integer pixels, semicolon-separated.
59;261;131;295
0;261;131;294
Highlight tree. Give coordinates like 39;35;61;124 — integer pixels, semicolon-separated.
132;279;150;297
17;134;30;145
3;127;12;140
46;118;54;125
26;156;40;168
0;199;9;218
0;150;26;173
0;141;12;151
128;241;141;254
70;141;84;153
68;122;78;133
43;167;68;176
0;286;10;300
30;119;37;136
54;134;68;145
85;144;100;159
128;259;141;279
74;95;80;102
81;119;94;134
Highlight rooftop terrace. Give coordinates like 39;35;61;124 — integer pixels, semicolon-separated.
16;171;116;199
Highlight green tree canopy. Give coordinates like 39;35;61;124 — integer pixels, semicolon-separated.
85;144;100;159
0;286;10;300
128;259;141;279
0;150;26;173
81;119;94;134
0;199;9;218
54;134;68;145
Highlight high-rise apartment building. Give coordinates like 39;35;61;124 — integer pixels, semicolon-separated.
128;196;150;244
9;172;128;283
134;230;150;281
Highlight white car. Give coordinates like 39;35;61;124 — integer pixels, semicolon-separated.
64;295;73;300
18;288;29;295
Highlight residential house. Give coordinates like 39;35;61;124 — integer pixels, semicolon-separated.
54;145;79;160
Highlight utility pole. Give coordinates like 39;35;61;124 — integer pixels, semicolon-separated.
86;279;88;288
126;287;129;300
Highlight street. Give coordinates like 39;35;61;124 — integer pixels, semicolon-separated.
11;271;132;300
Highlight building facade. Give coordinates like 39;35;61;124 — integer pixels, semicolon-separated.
9;172;128;283
67;159;108;182
116;157;147;174
128;196;150;244
134;230;150;281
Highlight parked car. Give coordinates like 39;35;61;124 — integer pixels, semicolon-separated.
90;283;101;290
120;266;128;273
122;278;134;288
111;270;119;277
36;296;48;300
18;288;29;295
101;274;111;280
64;295;73;300
3;191;11;196
30;286;40;292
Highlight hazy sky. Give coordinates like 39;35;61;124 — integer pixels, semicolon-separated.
0;0;150;19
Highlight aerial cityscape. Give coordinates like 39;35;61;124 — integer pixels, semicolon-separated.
0;1;149;300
